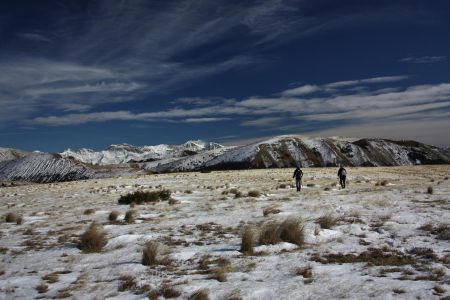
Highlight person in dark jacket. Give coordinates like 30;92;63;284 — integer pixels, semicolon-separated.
337;166;347;188
293;167;303;192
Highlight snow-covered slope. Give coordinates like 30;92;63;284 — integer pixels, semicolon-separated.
0;147;29;162
0;153;93;183
61;140;224;165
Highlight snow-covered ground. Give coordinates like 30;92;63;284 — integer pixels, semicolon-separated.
0;166;449;299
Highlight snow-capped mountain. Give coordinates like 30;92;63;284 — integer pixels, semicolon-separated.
143;135;450;172
60;140;224;165
0;153;93;183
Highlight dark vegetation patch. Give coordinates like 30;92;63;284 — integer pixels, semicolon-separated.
118;190;171;205
78;222;107;253
316;214;338;229
418;223;450;240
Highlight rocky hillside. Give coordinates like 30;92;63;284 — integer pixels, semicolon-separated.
0;153;93;183
0;147;29;162
142;136;450;172
60;140;224;165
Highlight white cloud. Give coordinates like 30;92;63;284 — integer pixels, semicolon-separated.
281;85;320;96
400;56;447;64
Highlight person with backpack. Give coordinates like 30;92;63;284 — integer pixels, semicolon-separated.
293;167;303;192
337;165;347;188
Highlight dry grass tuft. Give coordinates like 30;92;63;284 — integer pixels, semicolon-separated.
142;241;159;266
36;282;48;294
188;289;209;300
279;218;304;246
259;223;281;245
392;288;405;294
124;210;135;223
418;223;450;240
168;198;179;205
210;267;228;282
263;207;281;217
427;186;434;194
240;227;255;255
83;208;95;215
118;275;137;292
316;214;338;229
296;265;313;278
78;222;108;253
159;284;181;298
247;190;261;197
109;210;119;222
5;212;18;223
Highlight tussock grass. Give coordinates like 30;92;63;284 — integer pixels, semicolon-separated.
418;223;450;240
263;207;281;217
124;210;134;223
142;241;159;266
118;275;137;292
118;190;171;205
5;212;19;223
247;190;261;197
295;265;313;278
316;214;338;229
108;210;119;222
279;218;304;246
259;223;281;245
83;208;95;215
240;227;255;255
78;222;107;253
188;289;209;300
36;283;48;294
159;284;181;298
427;186;434;194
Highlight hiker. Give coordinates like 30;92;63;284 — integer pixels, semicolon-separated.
337;165;347;188
293;167;303;192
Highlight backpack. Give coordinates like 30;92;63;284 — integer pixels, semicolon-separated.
340;168;347;176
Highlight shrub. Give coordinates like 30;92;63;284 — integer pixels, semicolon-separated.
83;208;95;215
189;289;209;300
5;212;18;223
78;222;107;253
118;190;171;205
259;223;281;245
316;214;338;229
427;186;433;194
240;227;255;255
142;241;159;266
109;210;119;222
124;210;134;223
279;218;304;246
247;190;261;197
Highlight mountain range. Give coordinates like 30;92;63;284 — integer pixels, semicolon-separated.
1;136;449;183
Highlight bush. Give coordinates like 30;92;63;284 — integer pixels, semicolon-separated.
118;190;171;205
78;222;108;253
247;190;261;197
240;227;255;255
279;218;304;246
142;241;159;266
109;210;119;222
124;210;135;223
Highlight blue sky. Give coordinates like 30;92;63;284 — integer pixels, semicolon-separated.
1;0;449;152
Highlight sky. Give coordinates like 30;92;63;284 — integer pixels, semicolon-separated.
0;0;450;152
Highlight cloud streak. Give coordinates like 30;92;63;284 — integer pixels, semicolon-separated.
400;56;447;64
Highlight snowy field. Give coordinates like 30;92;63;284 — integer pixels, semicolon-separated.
1;166;449;300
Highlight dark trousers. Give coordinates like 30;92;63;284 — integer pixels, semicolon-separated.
340;175;346;188
295;178;302;191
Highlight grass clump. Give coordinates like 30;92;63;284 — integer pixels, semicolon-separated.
427;186;433;194
259;223;281;245
109;210;119;222
5;212;19;223
316;214;338;229
263;207;281;216
36;282;48;294
142;241;159;266
279;218;304;246
240;227;255;255
83;208;95;215
118;190;171;205
188;289;209;300
124;210;135;223
78;222;108;253
247;190;261;197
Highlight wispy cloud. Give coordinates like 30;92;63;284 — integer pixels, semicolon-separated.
400;56;447;64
